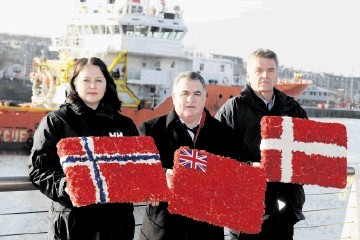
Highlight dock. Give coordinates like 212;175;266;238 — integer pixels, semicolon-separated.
304;107;360;119
0;167;357;240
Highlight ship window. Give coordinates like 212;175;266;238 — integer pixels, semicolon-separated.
131;5;143;14
161;28;172;39
200;63;204;71
90;25;96;34
154;61;161;68
174;30;183;39
92;26;98;34
208;80;218;85
122;25;134;36
67;25;76;35
169;31;176;39
149;26;160;38
114;25;120;34
134;25;148;37
171;61;175;68
105;26;110;34
75;25;82;35
84;25;92;34
78;26;85;35
99;25;106;34
93;25;103;34
106;25;114;34
164;13;175;19
74;38;79;46
220;65;225;72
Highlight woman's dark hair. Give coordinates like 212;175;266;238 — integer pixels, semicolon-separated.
66;57;121;111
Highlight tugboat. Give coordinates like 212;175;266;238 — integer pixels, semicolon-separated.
0;0;311;150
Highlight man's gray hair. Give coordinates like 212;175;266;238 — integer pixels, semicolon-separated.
173;71;206;91
247;48;279;71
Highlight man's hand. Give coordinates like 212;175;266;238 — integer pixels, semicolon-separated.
147;200;159;206
146;169;173;207
166;169;174;189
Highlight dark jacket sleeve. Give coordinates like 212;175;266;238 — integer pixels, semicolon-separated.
280;183;306;224
28;113;72;207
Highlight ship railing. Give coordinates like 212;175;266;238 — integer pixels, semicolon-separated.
0;167;357;239
278;77;313;85
51;36;86;49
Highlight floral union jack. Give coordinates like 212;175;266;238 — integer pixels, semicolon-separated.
179;149;207;172
169;147;267;234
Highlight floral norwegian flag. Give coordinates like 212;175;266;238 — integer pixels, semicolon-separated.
168;147;267;234
260;116;348;188
57;136;170;207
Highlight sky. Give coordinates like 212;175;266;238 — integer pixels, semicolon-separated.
0;0;359;77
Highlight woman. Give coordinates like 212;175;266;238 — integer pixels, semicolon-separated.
29;57;138;240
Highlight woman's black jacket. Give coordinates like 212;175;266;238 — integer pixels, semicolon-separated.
28;102;138;240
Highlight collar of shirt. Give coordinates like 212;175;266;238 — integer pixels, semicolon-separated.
179;118;200;141
179;118;201;130
258;94;275;110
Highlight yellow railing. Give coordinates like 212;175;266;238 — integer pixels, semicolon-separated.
108;50;140;108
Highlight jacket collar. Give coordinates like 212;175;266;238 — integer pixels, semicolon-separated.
65;101;116;120
240;84;297;114
165;108;211;129
241;84;292;104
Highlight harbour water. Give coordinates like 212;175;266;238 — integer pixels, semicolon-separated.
0;117;359;239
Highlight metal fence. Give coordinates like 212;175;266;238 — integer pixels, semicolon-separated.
0;167;356;239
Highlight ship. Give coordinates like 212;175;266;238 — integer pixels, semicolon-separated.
0;0;311;150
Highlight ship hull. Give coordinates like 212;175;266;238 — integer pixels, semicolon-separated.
122;82;309;125
0;82;309;151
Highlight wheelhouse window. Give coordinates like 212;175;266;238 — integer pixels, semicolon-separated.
84;25;92;34
114;25;120;34
122;25;134;36
161;28;173;39
149;26;160;38
200;63;204;71
122;25;148;36
174;30;183;39
106;25;120;34
220;65;225;72
134;25;148;36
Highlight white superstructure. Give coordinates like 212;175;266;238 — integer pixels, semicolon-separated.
47;0;239;108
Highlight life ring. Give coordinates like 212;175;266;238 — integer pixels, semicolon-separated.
32;69;55;97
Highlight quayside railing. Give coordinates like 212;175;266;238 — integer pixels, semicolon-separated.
0;167;357;240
